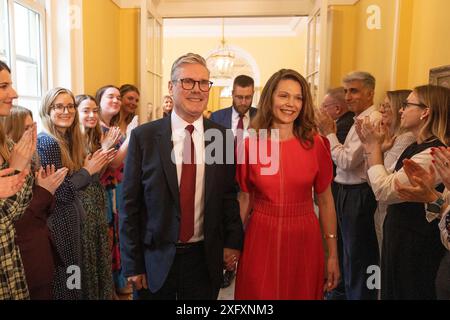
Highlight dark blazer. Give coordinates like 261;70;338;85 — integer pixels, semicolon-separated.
120;116;244;293
210;106;258;129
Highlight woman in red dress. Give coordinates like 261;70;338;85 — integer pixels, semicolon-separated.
234;69;340;300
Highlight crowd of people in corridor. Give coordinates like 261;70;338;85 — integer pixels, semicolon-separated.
0;52;449;300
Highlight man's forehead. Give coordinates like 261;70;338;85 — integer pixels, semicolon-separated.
343;80;364;89
176;63;209;77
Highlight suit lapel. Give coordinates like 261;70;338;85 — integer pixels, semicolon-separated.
156;117;180;213
226;107;233;129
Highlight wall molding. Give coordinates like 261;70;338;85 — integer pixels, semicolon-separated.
329;0;359;5
111;0;141;9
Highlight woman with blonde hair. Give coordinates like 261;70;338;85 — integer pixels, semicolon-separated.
359;84;450;299
370;90;416;251
0;60;35;300
235;69;339;299
37;87;113;299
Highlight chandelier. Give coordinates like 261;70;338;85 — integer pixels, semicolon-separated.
207;18;235;79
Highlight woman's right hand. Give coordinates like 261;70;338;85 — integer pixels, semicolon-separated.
83;148;117;175
101;126;122;151
126;115;139;137
0;167;27;198
35;165;69;195
9;124;37;171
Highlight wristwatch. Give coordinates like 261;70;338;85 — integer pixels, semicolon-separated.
426;196;445;214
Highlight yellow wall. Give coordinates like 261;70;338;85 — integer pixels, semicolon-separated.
330;0;450;103
407;0;450;88
330;0;397;104
119;9;139;87
83;1;139;96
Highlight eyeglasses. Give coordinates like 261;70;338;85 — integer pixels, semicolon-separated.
173;78;213;92
401;101;427;111
321;103;337;109
51;103;76;113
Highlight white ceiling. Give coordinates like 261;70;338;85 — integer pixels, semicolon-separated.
163;17;308;38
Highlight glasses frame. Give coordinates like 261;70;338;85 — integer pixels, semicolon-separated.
173;78;213;92
401;101;427;111
51;103;77;114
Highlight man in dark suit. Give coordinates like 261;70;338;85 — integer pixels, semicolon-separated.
319;87;354;300
209;75;257;288
210;75;257;138
120;53;244;300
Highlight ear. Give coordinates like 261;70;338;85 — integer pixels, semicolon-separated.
334;105;340;115
420;107;430;120
168;81;174;95
367;89;375;101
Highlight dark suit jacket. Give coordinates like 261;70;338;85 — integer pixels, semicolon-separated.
209;106;258;129
120;116;244;293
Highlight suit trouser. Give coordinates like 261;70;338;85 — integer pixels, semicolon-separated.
325;181;347;300
335;182;379;300
436;251;450;300
134;242;219;300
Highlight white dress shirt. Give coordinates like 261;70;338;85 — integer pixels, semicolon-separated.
327;105;382;185
367;146;443;206
438;189;450;250
171;110;205;242
231;107;251;137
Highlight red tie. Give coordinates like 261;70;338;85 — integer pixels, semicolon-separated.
236;114;244;143
179;124;196;242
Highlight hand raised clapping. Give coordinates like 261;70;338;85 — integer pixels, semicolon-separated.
126;115;139;138
35;165;69;195
101;126;122;151
83;148;118;176
0;167;28;198
9;123;37;171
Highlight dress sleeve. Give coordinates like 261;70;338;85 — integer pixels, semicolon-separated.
37;133;76;205
314;135;333;194
236;138;252;193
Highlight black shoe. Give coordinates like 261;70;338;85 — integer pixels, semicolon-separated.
221;270;235;288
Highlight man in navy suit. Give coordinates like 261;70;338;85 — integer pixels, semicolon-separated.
210;75;257;288
120;53;244;300
210;75;257;137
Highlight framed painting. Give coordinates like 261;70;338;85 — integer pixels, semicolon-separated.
429;65;450;89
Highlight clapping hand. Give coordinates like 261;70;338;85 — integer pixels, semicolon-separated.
83;148;118;175
316;110;336;136
101;126;122;151
35;165;69;195
126;115;139;138
9;123;37;171
394;159;437;203
430;147;450;190
0;167;28;198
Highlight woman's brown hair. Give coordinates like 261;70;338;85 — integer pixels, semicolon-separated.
251;69;316;147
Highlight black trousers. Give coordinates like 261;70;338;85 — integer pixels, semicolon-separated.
325;181;347;300
335;182;379;300
436;251;450;300
134;243;219;300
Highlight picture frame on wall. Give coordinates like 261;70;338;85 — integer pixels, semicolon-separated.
429;65;450;89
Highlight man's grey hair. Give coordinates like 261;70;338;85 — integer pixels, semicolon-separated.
170;53;209;80
326;87;346;105
342;71;376;90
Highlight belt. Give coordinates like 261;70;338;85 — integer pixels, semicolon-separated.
336;182;369;189
175;241;204;253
